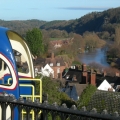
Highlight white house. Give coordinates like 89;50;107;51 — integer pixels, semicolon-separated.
54;43;62;49
97;79;115;92
37;64;54;78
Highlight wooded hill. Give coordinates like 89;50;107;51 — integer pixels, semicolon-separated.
0;19;46;37
0;7;120;37
40;7;120;36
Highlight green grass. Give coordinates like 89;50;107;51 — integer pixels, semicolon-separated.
50;38;67;41
72;61;82;65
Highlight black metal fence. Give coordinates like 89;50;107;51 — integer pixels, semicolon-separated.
0;91;120;120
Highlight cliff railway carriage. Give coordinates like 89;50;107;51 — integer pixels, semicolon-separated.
0;27;42;120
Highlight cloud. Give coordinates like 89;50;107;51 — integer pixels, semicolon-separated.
58;6;111;11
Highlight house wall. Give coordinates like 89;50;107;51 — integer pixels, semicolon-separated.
52;66;65;79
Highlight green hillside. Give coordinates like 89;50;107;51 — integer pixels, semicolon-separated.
40;7;120;35
1;7;120;38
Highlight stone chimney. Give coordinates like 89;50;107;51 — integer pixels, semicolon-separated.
82;64;89;84
82;64;87;72
91;68;94;73
82;71;88;84
90;72;96;86
103;70;107;77
51;53;54;59
116;72;119;77
96;69;100;74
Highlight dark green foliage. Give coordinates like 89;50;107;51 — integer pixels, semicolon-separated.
40;20;67;29
25;28;44;56
35;76;76;107
87;90;120;114
41;19;74;33
72;61;81;65
47;113;63;120
0;19;46;37
48;29;69;38
77;85;97;109
40;7;120;36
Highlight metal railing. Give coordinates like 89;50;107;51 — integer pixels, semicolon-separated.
7;77;42;120
0;92;120;120
7;78;42;103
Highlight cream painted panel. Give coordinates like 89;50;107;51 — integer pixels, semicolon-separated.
10;39;34;78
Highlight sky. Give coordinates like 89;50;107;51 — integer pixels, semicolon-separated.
0;0;120;21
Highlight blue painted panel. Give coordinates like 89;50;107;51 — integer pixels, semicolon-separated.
0;27;19;99
20;86;33;95
0;27;19;120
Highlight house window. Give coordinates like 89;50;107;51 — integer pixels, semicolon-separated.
35;67;38;73
72;75;77;81
57;68;60;73
50;63;53;66
66;75;70;79
57;62;60;66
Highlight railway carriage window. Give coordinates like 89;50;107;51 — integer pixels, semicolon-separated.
7;31;34;78
13;49;29;73
4;62;7;70
0;59;7;72
0;58;11;85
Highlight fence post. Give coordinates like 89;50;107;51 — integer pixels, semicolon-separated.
18;106;23;120
40;101;49;120
34;99;41;120
69;105;77;120
60;103;68;120
1;103;7;120
35;110;40;120
51;102;58;120
26;107;31;120
25;98;32;120
0;92;9;120
9;94;17;120
10;104;15;120
17;97;24;120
